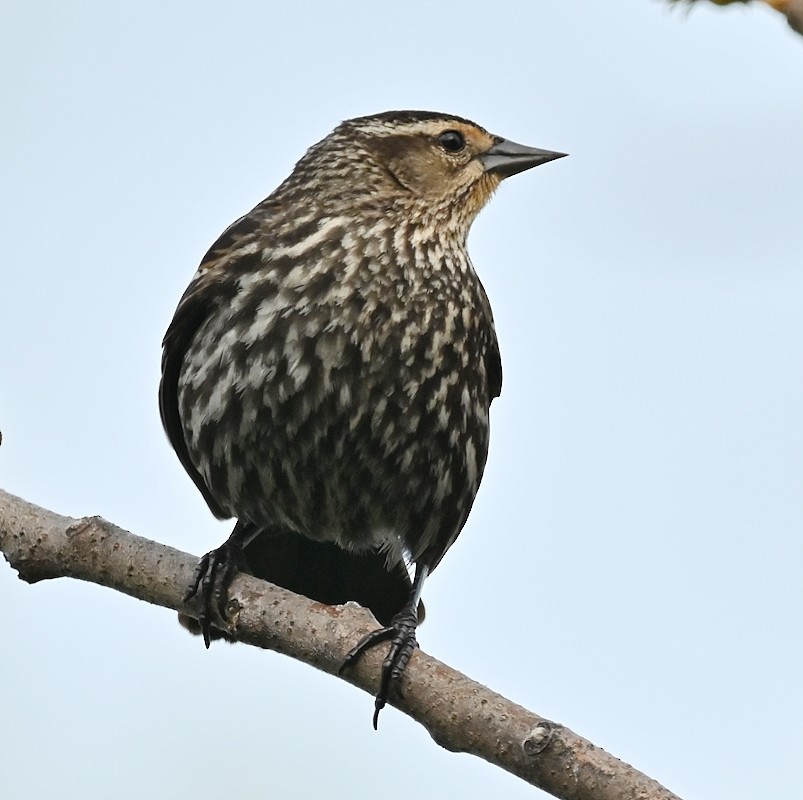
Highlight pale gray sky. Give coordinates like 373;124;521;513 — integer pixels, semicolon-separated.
2;3;801;798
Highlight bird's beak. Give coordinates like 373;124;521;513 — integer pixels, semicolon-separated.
481;138;567;178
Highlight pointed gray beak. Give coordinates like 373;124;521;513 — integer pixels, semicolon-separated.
481;138;567;178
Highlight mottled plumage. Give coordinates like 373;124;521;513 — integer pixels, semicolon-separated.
160;110;565;723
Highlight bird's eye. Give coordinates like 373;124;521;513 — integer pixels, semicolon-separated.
438;130;466;153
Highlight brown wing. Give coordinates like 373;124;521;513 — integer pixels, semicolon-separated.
159;279;228;518
158;214;259;519
477;277;502;402
487;333;502;402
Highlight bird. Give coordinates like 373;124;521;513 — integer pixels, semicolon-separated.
159;110;565;726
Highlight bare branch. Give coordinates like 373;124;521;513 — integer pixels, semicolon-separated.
0;487;681;800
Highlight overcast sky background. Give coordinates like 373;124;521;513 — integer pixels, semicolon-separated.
2;3;801;798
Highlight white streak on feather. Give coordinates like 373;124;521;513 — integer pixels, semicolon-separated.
273;216;348;259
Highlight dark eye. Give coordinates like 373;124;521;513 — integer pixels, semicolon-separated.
437;130;466;153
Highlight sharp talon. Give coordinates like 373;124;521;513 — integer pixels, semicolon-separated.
372;697;385;730
184;555;208;603
340;606;420;726
184;535;244;646
339;626;394;674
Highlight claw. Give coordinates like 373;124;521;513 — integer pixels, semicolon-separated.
184;558;206;603
184;530;245;647
339;626;395;672
340;606;419;729
339;563;429;727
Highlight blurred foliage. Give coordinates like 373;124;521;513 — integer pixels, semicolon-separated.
668;0;803;35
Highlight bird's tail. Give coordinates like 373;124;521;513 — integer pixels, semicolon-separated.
179;524;423;640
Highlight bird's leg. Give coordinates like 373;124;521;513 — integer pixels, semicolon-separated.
340;563;429;728
184;521;248;648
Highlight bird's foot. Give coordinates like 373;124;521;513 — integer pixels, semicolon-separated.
340;605;419;729
184;537;245;648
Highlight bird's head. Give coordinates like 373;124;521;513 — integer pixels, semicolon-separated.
280;111;565;232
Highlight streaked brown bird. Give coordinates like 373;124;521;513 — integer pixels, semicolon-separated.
160;110;565;726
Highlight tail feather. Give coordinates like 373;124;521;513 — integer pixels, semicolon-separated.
179;524;423;639
243;527;423;627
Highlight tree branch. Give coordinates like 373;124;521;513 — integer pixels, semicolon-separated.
0;487;681;800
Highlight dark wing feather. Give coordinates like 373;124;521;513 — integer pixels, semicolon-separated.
487;336;502;401
159;215;259;519
476;277;502;401
159;279;229;518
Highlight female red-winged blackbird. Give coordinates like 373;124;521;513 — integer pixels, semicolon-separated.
160;110;565;725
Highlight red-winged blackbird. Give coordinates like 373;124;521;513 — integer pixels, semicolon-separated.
160;110;565;725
